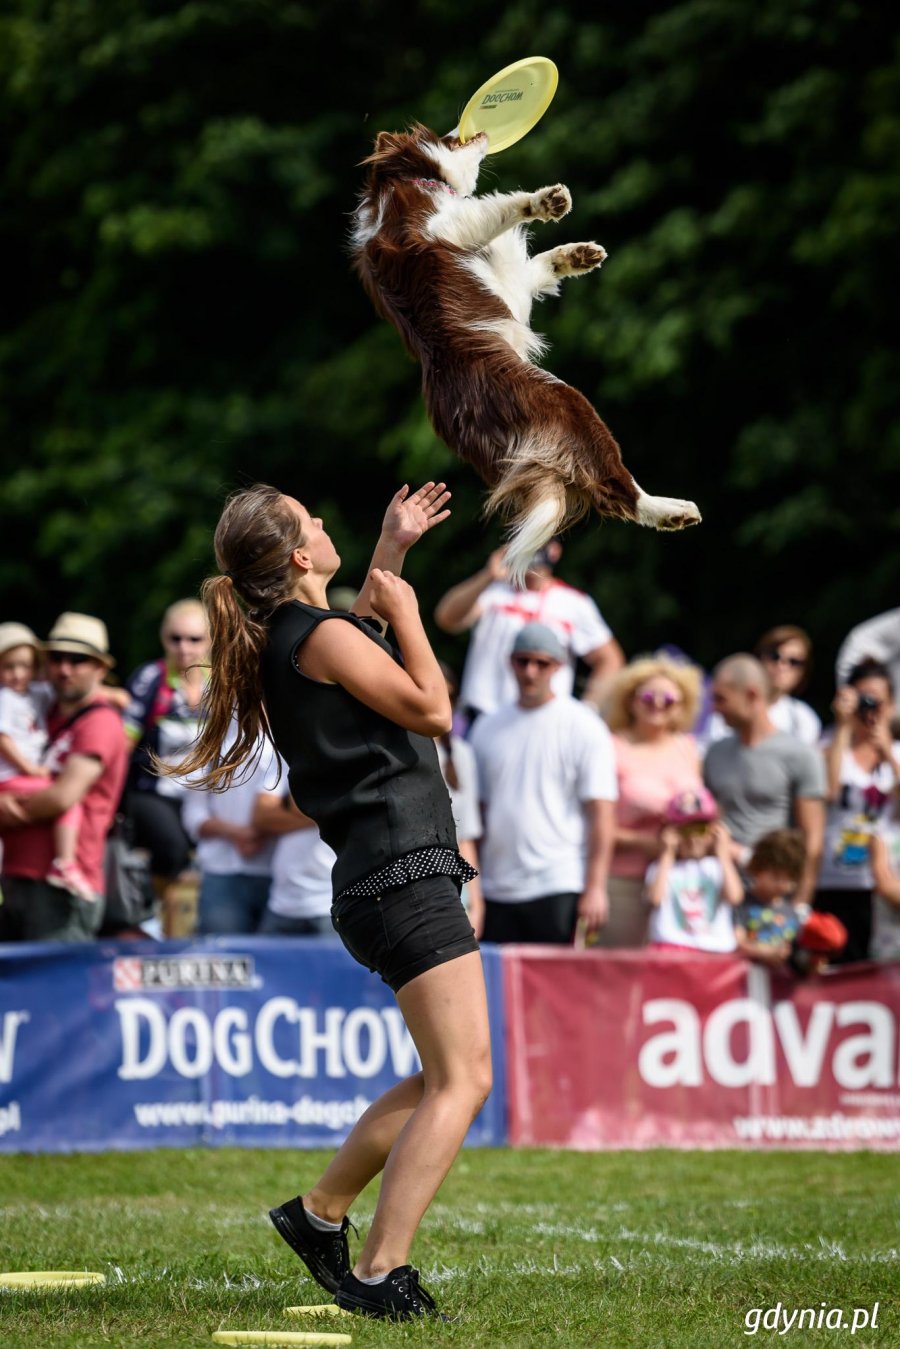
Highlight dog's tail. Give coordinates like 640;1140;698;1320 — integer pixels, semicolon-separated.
485;464;570;589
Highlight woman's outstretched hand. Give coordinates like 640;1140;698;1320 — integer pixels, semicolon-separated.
381;482;451;552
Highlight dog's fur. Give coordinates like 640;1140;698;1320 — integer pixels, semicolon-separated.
351;124;700;583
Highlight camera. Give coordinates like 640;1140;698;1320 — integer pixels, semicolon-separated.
856;693;881;715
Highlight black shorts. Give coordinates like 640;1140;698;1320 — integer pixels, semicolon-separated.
331;873;480;993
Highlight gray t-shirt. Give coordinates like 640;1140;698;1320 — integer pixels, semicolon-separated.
703;731;825;846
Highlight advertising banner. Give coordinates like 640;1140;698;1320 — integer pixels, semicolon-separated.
504;949;900;1150
0;937;507;1153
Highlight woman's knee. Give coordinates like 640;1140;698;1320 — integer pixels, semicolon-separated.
469;1046;493;1112
426;1045;492;1115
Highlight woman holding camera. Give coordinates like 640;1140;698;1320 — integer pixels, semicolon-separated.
814;658;900;961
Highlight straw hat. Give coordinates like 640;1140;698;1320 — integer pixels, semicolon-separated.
45;612;115;668
0;622;41;659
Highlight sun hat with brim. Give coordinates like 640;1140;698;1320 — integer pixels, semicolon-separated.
511;622;567;663
44;612;115;668
0;622;41;660
664;787;719;826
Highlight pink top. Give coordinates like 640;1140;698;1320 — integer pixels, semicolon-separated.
610;732;703;878
1;700;127;894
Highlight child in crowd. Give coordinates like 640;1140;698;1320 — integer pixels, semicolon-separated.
645;787;743;951
0;622;91;899
733;829;808;967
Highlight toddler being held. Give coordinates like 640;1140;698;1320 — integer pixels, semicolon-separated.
0;623;91;899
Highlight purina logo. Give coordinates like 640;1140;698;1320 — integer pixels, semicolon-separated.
113;956;255;993
481;89;524;106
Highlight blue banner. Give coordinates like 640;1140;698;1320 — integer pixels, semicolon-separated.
0;938;507;1153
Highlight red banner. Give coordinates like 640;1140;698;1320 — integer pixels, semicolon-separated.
504;950;900;1149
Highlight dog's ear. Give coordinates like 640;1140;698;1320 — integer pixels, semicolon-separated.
374;131;400;155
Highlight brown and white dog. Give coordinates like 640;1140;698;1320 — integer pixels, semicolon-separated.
351;124;700;583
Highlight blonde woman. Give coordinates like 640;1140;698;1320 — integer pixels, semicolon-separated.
599;655;703;946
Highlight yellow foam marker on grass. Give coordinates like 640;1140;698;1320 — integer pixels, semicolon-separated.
212;1333;351;1347
458;56;559;152
284;1305;350;1318
0;1271;106;1290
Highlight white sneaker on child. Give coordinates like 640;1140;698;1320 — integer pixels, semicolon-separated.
46;859;96;902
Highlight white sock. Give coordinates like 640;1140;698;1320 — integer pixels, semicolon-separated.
356;1272;388;1285
304;1207;342;1233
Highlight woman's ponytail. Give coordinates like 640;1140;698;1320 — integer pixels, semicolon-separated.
161;484;305;790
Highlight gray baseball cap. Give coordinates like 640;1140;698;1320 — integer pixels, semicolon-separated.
511;622;567;663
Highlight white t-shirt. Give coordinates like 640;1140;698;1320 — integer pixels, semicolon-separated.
182;740;280;876
470;695;617;901
268;824;335;919
703;696;822;751
817;743;900;891
459;579;613;715
0;683;54;783
645;855;737;952
435;735;482;842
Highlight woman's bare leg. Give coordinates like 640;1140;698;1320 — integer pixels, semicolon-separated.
353;950;492;1277
303;1074;426;1221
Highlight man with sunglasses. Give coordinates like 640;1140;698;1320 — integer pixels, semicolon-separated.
0;613;127;941
122;599;210;926
469;623;617;944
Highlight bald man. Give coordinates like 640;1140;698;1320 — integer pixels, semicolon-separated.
703;654;825;907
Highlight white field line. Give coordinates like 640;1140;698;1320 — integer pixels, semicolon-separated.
508;1217;897;1266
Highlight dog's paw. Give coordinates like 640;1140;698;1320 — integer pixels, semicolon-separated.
552;242;607;275
527;184;572;222
637;495;702;531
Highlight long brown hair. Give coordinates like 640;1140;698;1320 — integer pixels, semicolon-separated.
161;484;304;790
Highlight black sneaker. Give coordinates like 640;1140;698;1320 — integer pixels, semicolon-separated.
268;1196;353;1293
335;1265;446;1320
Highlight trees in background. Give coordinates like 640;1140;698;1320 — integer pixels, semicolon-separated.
1;0;897;705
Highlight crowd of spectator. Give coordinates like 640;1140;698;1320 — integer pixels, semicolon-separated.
2;547;900;969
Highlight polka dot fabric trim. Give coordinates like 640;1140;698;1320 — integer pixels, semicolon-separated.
335;847;478;901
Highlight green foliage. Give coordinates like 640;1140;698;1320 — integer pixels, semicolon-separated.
0;0;897;708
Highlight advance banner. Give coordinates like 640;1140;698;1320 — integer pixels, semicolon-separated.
0;937;506;1153
505;949;900;1150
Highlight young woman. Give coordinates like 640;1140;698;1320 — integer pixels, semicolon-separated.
815;658;900;962
754;625;821;745
171;481;491;1322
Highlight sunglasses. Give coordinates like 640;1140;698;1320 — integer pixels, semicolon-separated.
636;690;680;709
677;821;712;836
47;651;93;666
165;634;206;645
511;654;554;671
762;649;805;668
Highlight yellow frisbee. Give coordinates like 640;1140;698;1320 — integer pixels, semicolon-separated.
458;56;559;152
212;1334;352;1347
0;1271;106;1290
284;1305;350;1318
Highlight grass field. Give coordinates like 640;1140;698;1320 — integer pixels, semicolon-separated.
0;1147;897;1347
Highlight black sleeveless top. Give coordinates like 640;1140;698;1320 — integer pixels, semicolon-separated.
260;600;468;897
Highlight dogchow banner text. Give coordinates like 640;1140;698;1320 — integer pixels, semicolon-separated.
0;938;507;1153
